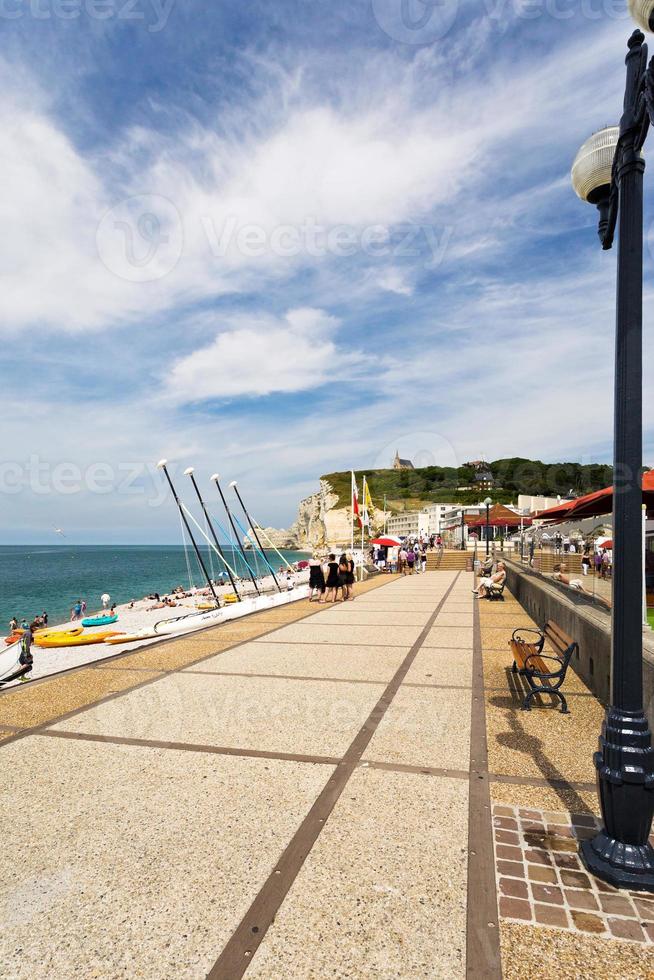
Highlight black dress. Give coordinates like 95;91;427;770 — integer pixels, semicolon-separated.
346;559;355;586
326;561;340;588
309;562;326;592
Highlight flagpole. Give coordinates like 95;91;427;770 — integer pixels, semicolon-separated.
351;471;355;556
361;475;366;578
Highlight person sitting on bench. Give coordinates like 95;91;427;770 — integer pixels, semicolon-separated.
473;561;506;599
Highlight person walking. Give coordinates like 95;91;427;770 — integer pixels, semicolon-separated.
581;549;591;576
420;545;427;574
325;554;341;603
71;600;82;621
398;546;408;576
406;547;416;575
308;554;326;603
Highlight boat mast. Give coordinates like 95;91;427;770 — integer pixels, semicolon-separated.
184;468;241;602
157;460;220;604
211;474;261;595
230;481;282;593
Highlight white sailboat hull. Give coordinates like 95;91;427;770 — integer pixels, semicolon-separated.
152;585;310;637
0;640;22;682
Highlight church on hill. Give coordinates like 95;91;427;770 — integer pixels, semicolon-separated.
393;451;415;471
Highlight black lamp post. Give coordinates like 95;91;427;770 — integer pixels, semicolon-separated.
571;13;654;891
460;508;466;551
484;497;492;558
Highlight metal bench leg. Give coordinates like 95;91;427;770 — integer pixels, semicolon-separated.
555;690;569;715
521;688;541;711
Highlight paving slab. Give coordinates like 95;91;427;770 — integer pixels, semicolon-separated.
404;648;473;688
0;667;162;731
257;623;423;647
363;687;471;769
302;608;433;627
422;626;474;649
0;735;332;980
183;641;410;683
247;768;469;980
49;672;386;758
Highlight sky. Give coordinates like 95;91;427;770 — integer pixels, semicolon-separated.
2;0;654;543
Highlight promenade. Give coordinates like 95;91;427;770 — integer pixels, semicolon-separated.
1;571;653;978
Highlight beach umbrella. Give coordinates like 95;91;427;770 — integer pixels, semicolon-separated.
297;560;309;569
371;536;402;547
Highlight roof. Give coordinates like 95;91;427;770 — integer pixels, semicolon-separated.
465;503;532;528
534;471;654;522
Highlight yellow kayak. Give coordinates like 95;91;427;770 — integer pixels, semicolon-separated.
35;625;83;640
35;630;122;649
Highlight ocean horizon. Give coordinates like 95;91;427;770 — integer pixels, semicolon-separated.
0;544;310;629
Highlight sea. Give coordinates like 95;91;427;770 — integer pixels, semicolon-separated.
0;545;309;629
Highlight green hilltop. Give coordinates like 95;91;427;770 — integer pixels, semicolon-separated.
322;458;614;513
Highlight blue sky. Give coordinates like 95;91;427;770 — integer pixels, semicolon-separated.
2;0;653;542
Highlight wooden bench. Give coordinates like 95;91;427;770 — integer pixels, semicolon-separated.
487;580;506;602
508;620;577;714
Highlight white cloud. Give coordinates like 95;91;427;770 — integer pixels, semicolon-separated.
164;307;366;401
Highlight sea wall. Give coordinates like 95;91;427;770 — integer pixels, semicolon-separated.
503;561;654;728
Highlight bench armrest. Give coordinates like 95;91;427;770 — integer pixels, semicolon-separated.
511;627;544;647
524;653;564;678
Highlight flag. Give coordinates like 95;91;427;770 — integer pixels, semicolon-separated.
352;472;362;528
364;480;374;525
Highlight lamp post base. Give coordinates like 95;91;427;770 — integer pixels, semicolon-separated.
580;835;654;891
580;707;654;892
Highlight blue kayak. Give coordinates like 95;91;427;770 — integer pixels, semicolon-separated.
82;614;118;627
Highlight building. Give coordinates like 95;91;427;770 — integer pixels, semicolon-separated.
386;503;459;540
393;451;415;471
518;494;573;514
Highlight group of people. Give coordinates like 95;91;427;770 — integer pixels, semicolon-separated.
308;553;356;603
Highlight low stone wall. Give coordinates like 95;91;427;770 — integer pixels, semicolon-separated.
503;561;654;728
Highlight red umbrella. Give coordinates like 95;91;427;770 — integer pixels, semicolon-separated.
371;536;403;547
297;560;309;569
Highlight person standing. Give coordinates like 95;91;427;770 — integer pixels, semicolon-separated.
345;552;356;600
398;546;408;575
308;555;326;603
406;547;416;575
420;546;427;574
325;554;341;603
338;553;349;600
19;623;33;683
71;600;82;621
581;549;591;576
101;593;111;610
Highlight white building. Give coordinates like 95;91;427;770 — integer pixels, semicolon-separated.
518;494;573;514
386;504;459;540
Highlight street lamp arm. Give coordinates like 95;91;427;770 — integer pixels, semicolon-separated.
600;31;650;250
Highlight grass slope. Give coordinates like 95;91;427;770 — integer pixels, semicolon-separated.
323;458;615;512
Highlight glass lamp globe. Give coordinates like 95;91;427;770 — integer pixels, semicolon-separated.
571;127;619;204
484;497;493;507
629;0;654;32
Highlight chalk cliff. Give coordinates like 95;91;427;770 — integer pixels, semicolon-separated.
247;479;384;551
